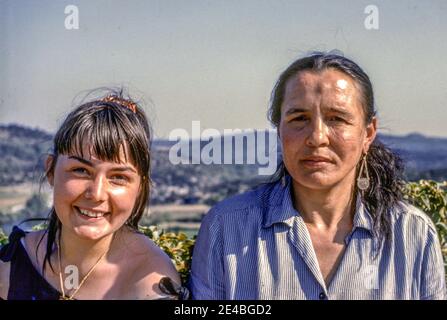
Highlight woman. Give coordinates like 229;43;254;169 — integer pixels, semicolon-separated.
0;90;187;300
189;52;446;299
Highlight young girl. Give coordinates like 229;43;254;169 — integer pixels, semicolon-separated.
0;90;187;300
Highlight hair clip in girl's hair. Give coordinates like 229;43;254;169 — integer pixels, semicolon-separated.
100;95;137;113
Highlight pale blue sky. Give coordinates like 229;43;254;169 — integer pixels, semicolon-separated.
1;0;446;138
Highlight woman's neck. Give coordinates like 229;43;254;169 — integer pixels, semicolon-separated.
292;176;357;231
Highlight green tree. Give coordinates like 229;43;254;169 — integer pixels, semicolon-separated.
403;180;447;276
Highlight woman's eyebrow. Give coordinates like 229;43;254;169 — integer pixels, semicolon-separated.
285;107;308;115
68;156;137;173
326;107;354;118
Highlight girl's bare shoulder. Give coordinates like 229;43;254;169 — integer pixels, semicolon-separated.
117;228;181;299
121;229;179;277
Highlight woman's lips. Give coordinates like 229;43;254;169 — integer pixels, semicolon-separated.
300;157;332;168
302;156;332;162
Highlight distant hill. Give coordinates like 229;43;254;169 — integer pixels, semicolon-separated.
377;133;447;180
0;124;52;185
1;123;446;189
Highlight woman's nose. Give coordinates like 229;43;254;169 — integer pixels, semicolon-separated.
84;176;107;201
306;117;329;147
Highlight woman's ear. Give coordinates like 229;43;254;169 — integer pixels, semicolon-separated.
45;155;55;186
364;117;377;153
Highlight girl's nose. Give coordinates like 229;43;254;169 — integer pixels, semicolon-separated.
84;176;107;201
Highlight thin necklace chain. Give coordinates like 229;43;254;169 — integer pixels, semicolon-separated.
57;235;112;300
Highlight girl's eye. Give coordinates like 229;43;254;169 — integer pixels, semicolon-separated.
110;175;129;185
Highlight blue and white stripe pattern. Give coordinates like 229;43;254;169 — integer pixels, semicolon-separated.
189;177;447;300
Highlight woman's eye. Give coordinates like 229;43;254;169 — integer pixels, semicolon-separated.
329;116;345;123
293;115;308;122
72;167;89;175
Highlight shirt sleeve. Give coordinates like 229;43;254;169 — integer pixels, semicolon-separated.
420;225;447;300
189;207;226;300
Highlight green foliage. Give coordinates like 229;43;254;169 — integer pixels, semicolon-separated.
139;225;195;284
0;228;7;246
403;180;447;276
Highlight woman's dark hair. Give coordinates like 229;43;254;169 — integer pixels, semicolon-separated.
268;51;405;240
38;88;152;274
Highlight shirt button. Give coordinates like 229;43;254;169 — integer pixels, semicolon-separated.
319;292;327;300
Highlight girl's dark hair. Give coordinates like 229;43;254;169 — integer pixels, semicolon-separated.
268;51;405;239
38;88;152;274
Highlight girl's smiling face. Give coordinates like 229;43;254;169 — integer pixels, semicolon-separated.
47;144;142;241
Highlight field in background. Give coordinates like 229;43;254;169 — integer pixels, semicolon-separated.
0;183;36;211
143;204;209;238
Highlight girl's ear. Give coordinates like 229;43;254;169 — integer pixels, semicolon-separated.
45;155;55;186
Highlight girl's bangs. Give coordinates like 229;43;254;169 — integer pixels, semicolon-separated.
56;111;134;166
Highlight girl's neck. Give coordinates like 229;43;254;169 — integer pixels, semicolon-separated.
57;227;116;271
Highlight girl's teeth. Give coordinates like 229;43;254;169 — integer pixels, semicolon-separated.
79;208;105;218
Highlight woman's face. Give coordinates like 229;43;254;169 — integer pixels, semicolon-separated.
47;144;141;241
279;68;376;191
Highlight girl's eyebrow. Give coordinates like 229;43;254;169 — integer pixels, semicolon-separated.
69;155;93;166
68;156;137;173
111;166;137;173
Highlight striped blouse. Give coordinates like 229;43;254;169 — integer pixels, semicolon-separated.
189;177;447;300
